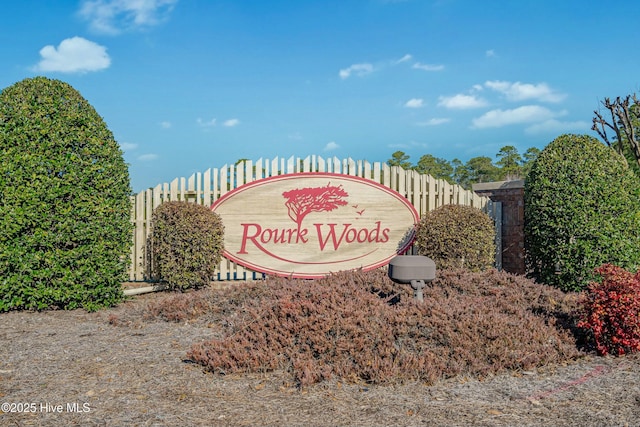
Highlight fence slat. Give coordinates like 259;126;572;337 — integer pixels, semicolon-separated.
203;168;212;207
332;156;340;173
129;196;137;280
236;162;244;188
427;175;436;212
219;165;228;196
363;160;371;180
373;162;381;184
286;156;295;173
133;191;146;280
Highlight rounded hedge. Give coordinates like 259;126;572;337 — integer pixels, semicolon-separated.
413;204;495;271
0;77;132;311
524;134;640;292
148;201;224;290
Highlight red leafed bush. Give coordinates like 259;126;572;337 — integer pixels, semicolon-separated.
577;264;640;356
182;268;581;387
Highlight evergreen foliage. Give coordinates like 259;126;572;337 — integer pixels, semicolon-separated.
386;145;539;188
0;77;132;311
524;134;640;292
148;201;224;290
413;204;496;271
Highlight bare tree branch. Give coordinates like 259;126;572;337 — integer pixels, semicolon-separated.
592;94;640;168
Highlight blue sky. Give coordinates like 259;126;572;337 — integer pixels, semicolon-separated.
2;0;639;192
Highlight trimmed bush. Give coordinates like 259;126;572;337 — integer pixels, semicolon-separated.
524;134;640;292
578;264;640;356
148;201;224;290
0;77;132;311
413;204;495;271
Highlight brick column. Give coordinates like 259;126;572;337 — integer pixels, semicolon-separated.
473;180;525;275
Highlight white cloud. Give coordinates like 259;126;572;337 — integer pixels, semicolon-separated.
197;117;239;128
223;118;240;127
472;105;562;128
412;62;444;71
404;98;424;108
388;143;409;149
485;80;566;103
196;117;217;127
388;140;430;150
438;94;487;109
160;121;171;129
119;142;138;151
138;153;158;161
395;54;412;64
33;37;110;73
525;119;590;134
79;0;178;34
417;118;450;126
339;63;374;79
324;141;340;151
485;49;496;57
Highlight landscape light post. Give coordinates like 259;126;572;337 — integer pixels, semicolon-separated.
387;255;436;302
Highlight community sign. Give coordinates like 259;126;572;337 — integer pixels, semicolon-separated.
211;173;419;278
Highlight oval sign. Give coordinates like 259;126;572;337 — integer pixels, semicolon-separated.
211;173;419;278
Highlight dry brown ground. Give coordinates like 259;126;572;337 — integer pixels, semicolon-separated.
1;291;640;427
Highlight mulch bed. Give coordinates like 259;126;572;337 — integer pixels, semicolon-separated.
2;291;640;427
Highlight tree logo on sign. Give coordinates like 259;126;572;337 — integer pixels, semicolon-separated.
282;183;349;233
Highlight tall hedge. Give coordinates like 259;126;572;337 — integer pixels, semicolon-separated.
524;134;640;292
0;77;132;311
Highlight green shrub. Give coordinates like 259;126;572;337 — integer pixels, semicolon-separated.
148;201;224;290
578;264;640;356
524;134;640;292
0;77;132;311
413;204;495;271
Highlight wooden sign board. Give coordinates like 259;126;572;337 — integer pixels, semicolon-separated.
211;173;419;278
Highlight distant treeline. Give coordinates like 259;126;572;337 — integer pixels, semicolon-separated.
386;145;540;189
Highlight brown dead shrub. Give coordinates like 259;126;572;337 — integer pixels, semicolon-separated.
145;292;212;323
181;268;581;387
144;282;270;324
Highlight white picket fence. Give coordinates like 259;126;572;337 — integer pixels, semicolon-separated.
128;155;489;281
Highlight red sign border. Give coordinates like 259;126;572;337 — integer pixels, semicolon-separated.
211;172;419;278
